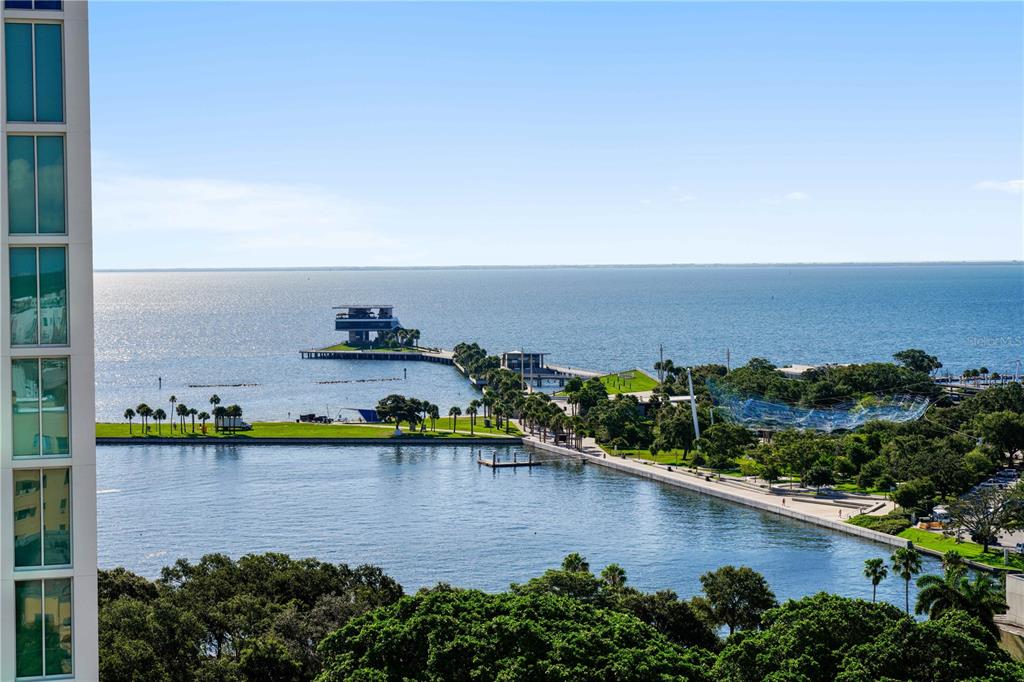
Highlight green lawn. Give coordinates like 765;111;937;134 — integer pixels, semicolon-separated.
835;482;892;496
610;448;690;465
97;420;517;440
320;343;427;353
597;370;660;395
898;528;1024;571
428;416;521;436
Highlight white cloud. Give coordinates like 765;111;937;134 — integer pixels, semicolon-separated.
973;179;1023;194
92;162;401;268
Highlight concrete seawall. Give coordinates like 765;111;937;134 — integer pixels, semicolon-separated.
522;438;1010;570
97;437;524;447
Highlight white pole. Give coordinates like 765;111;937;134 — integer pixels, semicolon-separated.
687;368;701;441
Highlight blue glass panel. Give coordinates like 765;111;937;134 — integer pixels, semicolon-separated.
10;248;39;346
37;136;65;233
7;135;36;234
4;23;34;121
38;247;67;345
35;0;64;9
34;23;63;122
15;580;43;677
5;1;34;8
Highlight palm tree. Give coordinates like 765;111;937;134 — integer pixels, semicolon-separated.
561;553;590;573
448;406;461;433
124;408;136;435
209;394;221;417
225;405;243;434
136;403;151;433
891;546;923;613
176;403;189;431
169;395;177;431
189;407;198;432
600;563;627;588
153;408;167;435
212;406;227;432
466;405;478;435
916;570;1006;634
198;411;210;433
468;399;481;427
428;404;439;431
863;558;888;602
941;550;966;579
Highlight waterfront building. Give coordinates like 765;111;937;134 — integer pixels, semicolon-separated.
501;351;547;375
333;304;401;345
1;1;97;679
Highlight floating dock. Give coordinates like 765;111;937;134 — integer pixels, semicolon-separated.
478;451;540;468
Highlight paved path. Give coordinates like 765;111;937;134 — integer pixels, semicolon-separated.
518;427;904;550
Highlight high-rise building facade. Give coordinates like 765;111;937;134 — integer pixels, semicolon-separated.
0;0;98;679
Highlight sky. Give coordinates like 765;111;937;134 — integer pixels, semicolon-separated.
89;1;1024;269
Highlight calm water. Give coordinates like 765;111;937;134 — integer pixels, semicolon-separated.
96;443;937;606
95;264;1023;421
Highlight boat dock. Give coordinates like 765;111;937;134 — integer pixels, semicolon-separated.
478;450;540;468
300;349;455;364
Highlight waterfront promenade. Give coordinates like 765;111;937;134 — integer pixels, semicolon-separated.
518;429;919;551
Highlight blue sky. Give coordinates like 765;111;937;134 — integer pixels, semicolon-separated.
89;2;1023;269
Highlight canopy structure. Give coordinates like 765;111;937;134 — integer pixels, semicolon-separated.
707;380;931;433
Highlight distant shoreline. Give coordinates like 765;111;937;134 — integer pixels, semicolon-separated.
94;260;1023;274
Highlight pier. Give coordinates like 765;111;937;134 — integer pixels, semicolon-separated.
300;348;455;364
478;450;540;468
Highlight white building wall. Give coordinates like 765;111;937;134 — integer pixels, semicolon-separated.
0;1;98;679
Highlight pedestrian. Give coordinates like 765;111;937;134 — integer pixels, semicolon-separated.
781;498;785;505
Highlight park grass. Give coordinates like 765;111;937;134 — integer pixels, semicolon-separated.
96;421;517;440
611;448;689;465
898;527;1024;571
834;482;891;496
597;370;660;395
320;342;428;353
429;416;521;437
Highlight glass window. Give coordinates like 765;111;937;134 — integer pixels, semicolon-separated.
36;136;65;233
34;23;62;122
10;246;67;346
7;135;36;233
15;578;73;678
41;358;70;455
12;467;69;568
5;1;64;8
12;358;68;458
4;22;63;122
7;135;65;235
13;470;41;567
5;23;33;121
38;248;68;344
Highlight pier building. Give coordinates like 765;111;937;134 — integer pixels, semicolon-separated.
334;304;401;345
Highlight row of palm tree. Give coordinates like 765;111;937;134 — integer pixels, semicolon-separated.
375;327;421;349
123;394;243;435
864;548;1006;633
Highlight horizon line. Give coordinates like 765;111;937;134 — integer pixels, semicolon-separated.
94;259;1024;273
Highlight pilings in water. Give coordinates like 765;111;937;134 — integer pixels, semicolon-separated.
477;448;540;468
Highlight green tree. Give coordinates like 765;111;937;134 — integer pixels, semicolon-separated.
448;405;461;432
697;423;754;471
698;565;777;635
891;546;923;613
893;348;942;374
600;563;627;589
316;587;706;682
916;569;1007;635
153;408;166;435
863;558;888;602
123;408;135;435
947;484;1024;552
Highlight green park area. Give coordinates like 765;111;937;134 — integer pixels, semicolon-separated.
898;528;1024;571
97;418;519;440
320;342;426;353
597;370;660;394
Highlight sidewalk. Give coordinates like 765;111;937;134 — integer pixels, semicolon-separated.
519;429;904;550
